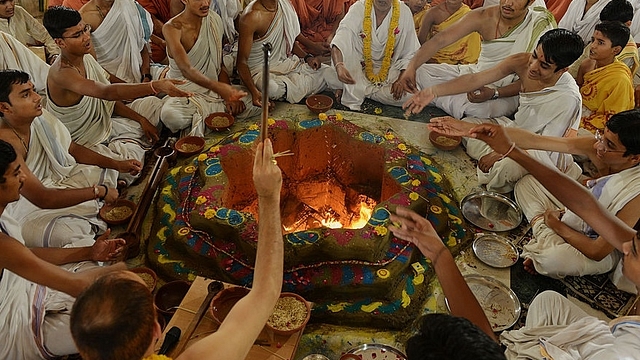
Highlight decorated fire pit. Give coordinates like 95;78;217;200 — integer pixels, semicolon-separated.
148;114;469;329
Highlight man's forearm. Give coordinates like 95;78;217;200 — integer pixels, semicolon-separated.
31;246;93;265
253;195;284;293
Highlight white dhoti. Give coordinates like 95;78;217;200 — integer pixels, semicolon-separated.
329;0;419;111
0;213;78;359
46;54;161;184
161;8;259;136
501;291;640;359
515;165;640;279
415;6;556;119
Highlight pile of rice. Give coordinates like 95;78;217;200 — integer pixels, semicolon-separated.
267;296;307;331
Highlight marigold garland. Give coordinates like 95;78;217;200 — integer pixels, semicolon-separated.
363;0;400;85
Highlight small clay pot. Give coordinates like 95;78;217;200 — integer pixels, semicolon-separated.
154;280;191;317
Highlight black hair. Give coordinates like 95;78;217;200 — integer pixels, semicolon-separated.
600;0;634;24
594;21;630;50
405;314;506;360
606;109;640;157
71;272;156;360
0;69;30;117
537;29;584;71
43;6;82;39
0;140;17;184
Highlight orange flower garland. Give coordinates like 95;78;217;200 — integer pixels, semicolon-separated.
363;0;400;85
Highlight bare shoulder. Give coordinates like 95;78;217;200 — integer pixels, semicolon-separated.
239;1;263;25
471;6;499;35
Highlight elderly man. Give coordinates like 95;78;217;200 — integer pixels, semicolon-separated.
330;0;420;111
0;0;60;64
398;0;555;119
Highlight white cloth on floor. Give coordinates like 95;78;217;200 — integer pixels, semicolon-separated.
414;6;556;119
329;0;419;111
91;0;153;83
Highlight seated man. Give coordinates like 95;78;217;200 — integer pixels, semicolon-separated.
0;69;140;251
416;0;481;65
467;122;640;359
237;0;336;109
0;0;60;64
70;138;285;360
43;6;190;185
0;139;126;358
577;21;634;134
80;0;161;84
398;0;555;119
290;0;353;60
161;0;254;136
0;31;49;95
405;29;584;193
330;0;420;111
568;0;639;80
429;110;640;284
558;0;612;43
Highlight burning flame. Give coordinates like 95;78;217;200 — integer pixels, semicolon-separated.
283;196;376;233
320;200;374;229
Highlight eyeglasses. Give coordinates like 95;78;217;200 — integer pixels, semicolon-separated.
62;24;91;39
595;129;625;153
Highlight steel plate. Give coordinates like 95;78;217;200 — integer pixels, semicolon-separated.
345;344;407;360
472;234;519;268
461;191;522;231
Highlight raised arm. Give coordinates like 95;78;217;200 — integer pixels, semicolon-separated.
470;123;636;251
403;53;526;114
389;206;496;340
177;139;284;360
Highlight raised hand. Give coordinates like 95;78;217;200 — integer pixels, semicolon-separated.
91;229;126;262
253;139;282;199
402;87;435;116
389;206;447;263
468;123;514;156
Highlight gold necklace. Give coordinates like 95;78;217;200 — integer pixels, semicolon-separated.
4;122;29;155
95;4;105;19
261;1;277;12
61;55;84;75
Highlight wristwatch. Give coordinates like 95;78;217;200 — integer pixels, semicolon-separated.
303;53;314;62
491;88;500;100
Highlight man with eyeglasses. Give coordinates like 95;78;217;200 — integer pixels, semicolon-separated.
42;6;191;186
429;109;640;289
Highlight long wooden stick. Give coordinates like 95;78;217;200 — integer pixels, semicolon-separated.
261;42;272;142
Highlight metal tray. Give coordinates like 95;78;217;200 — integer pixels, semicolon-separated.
345;344;407;360
464;275;521;332
472;234;519;268
461;191;522;231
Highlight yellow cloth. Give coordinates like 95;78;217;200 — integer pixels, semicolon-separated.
143;355;173;360
580;59;634;133
412;4;430;33
426;5;480;65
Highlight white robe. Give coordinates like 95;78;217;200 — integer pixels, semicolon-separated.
415;6;556;119
3;111;117;248
330;0;419;111
0;212;77;359
91;0;153;83
465;72;582;193
558;0;612;44
245;0;333;104
501;291;640;359
45;54;162;184
161;8;259;136
515;165;640;279
0;31;49;95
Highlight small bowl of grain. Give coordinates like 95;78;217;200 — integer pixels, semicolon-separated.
99;199;136;226
265;292;311;335
429;131;461;151
130;267;158;292
205;112;235;132
175;136;205;157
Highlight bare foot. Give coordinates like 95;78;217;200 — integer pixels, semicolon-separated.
334;89;343;104
523;258;538;275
